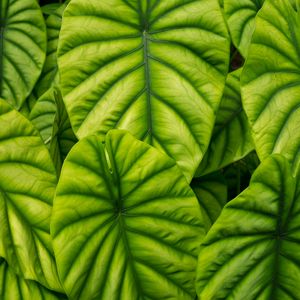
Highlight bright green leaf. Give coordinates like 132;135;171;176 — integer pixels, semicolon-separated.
241;0;300;174
196;154;300;299
0;0;46;109
29;88;57;144
57;0;230;182
224;0;265;57
196;69;254;176
0;99;62;292
52;129;205;299
35;4;65;98
0;258;66;300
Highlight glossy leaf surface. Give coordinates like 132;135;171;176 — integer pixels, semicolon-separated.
224;0;264;58
0;0;46;108
242;0;300;174
52;130;205;299
196;154;300;299
58;0;230;181
0;99;62;291
35;4;65;98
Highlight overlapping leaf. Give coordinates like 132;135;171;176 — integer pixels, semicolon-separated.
191;173;227;231
58;0;230;181
242;0;300;174
196;69;253;176
30;88;77;174
0;0;46;109
35;4;65;98
0;99;62;292
51;130;205;299
196;154;300;299
224;0;265;57
0;258;66;300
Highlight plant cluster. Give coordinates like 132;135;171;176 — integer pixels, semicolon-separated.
0;0;300;299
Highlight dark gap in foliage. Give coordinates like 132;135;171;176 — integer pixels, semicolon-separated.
230;44;244;71
39;0;64;5
223;151;260;201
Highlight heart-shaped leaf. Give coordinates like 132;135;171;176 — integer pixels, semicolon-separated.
57;0;230;181
0;0;46;109
241;0;300;174
196;154;300;299
51;129;205;299
0;99;62;292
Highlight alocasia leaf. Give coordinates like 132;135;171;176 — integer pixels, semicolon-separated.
0;258;66;300
224;0;265;58
0;99;62;292
196;69;253;176
51;129;205;299
191;172;227;231
30;87;77;174
57;0;230;182
19;93;38;118
241;0;300;174
196;154;300;299
0;0;46;109
35;4;65;98
50;88;78;174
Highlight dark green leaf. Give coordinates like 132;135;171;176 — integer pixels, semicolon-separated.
196;69;253;176
196;154;300;299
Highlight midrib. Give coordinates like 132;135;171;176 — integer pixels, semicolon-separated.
142;29;153;144
0;0;9;96
139;0;153;144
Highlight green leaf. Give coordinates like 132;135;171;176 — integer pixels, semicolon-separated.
0;99;62;292
51;129;205;299
224;0;264;58
196;69;254;176
30;88;57;144
35;4;65;98
41;3;61;15
0;258;66;300
0;0;47;109
191;172;227;231
30;87;77;175
19;92;38;118
241;0;300;174
57;0;230;182
196;154;300;299
50;88;78;174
